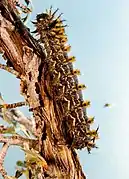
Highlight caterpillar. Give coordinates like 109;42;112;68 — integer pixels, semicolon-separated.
32;7;98;152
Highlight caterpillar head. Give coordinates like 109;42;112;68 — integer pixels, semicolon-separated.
64;56;76;63
87;116;95;124
73;69;81;75
63;45;71;52
61;37;68;44
81;100;91;108
36;13;50;22
87;141;97;148
77;84;87;90
32;13;50;33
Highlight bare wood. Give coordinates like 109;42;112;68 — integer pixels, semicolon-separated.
0;0;86;178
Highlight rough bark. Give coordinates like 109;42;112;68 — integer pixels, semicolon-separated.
0;0;86;178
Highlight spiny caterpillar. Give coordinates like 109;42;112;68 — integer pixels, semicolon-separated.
32;7;98;152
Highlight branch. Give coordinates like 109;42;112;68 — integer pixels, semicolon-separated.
0;108;36;135
0;1;99;178
0;134;35;147
0;143;9;178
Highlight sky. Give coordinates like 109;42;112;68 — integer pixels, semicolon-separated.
0;0;129;178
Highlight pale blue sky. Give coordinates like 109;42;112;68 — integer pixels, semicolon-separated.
0;0;129;178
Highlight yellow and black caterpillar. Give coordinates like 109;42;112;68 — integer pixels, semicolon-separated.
32;7;98;153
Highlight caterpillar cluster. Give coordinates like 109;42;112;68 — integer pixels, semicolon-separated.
32;7;98;153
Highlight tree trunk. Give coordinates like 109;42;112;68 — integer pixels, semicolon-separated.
0;0;91;178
